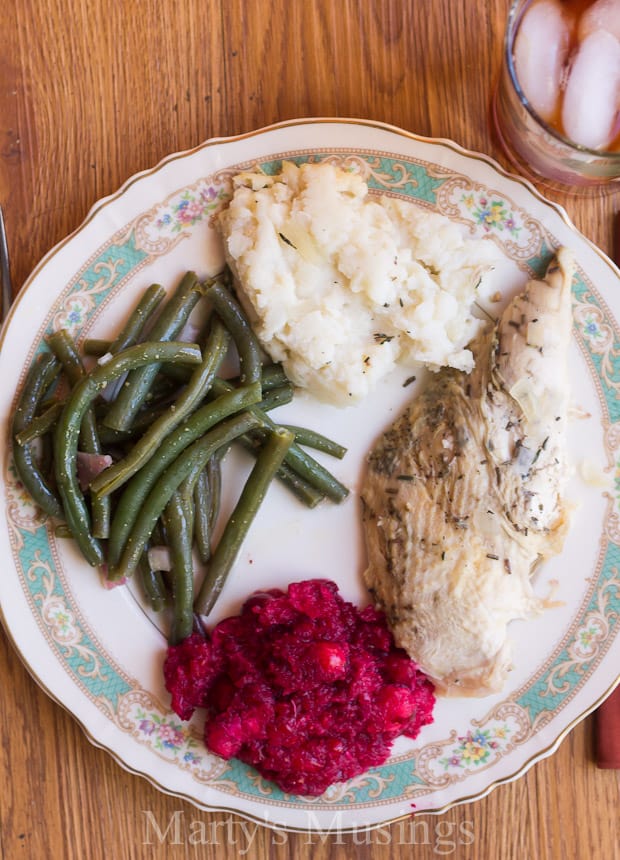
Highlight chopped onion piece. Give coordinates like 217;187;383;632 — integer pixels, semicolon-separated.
148;546;172;571
76;452;113;491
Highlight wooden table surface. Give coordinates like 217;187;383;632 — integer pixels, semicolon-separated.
0;1;618;857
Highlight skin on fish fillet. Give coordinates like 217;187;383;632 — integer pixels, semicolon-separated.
361;248;575;696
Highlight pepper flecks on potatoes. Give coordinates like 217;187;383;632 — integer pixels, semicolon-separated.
217;160;498;406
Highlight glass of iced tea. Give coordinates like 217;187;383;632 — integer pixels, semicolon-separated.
493;0;620;190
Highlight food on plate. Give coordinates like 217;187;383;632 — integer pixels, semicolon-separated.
11;273;348;639
164;578;435;796
361;248;575;696
217;160;498;405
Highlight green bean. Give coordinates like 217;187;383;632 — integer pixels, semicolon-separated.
96;413;162;447
46;330;87;381
82;338;112;357
96;389;183;446
228;362;288;392
80;286;166;359
256;383;294;412
178;474;196;541
178;459;204;529
281;425;347;459
258;363;289;391
153;361;290;393
141;373;182;404
53;341;202;566
237;434;325;507
139;554;168;613
119;381;288;463
107;284;166;353
192;468;213;562
201;280;262;387
102;271;201;431
91;317;230;498
275;462;325;507
194;427;294;616
84;336;192;377
82;284;190;358
47;329;111;538
144;358;192;385
279;431;347;501
206;454;222;533
12;353;63;519
86;350;286;394
162;491;195;644
15;401;64;446
106;382;262;568
47;330;103;451
151;518;167;548
37;431;54;485
111;411;263;581
211;378;349;503
161;359;286;392
54;523;74;538
283;439;348;502
190;450;225;562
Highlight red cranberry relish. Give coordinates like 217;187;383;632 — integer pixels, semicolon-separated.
163;579;435;796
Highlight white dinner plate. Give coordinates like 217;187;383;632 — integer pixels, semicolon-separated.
0;119;618;833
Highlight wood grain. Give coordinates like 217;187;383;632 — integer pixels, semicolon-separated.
0;1;618;858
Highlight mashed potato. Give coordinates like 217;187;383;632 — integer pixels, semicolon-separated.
217;160;496;405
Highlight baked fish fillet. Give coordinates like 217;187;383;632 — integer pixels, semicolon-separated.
361;248;575;696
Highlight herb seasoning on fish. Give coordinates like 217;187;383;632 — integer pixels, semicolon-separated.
361;248;575;696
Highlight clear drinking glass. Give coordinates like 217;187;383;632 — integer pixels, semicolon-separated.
492;0;620;192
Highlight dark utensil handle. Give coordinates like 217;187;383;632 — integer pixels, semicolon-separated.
0;206;12;321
